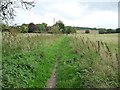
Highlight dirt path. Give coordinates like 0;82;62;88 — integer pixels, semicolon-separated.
45;36;65;88
46;61;58;88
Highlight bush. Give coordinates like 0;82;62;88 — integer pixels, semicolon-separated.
50;25;61;34
85;30;90;34
106;29;116;33
99;30;106;34
54;20;65;33
2;24;9;32
21;25;28;33
28;23;38;33
116;28;120;33
65;26;76;34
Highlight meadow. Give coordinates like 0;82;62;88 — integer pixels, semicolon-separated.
2;32;119;88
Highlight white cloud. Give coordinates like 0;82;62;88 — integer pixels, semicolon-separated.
78;11;117;28
13;1;118;29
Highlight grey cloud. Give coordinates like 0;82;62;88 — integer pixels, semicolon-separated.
31;1;118;18
78;2;118;11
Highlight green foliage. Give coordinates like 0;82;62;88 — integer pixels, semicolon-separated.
52;20;65;33
51;21;76;34
2;33;63;88
57;22;65;33
2;26;118;88
38;24;45;31
56;35;118;88
99;29;106;34
116;28;120;33
21;24;28;33
99;29;116;34
36;23;47;32
65;26;76;34
1;24;9;32
106;29;116;33
50;25;61;34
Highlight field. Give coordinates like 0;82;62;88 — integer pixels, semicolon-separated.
2;32;119;88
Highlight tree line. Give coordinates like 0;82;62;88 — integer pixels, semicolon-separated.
74;27;120;34
1;20;76;34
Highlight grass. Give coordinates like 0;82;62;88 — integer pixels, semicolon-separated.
56;33;118;88
77;33;118;53
55;34;118;88
2;32;119;88
2;32;64;88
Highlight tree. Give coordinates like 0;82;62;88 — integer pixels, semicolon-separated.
50;25;61;34
28;23;38;33
1;24;9;32
54;20;65;33
0;0;35;24
99;29;106;34
65;26;76;34
36;23;47;32
106;29;115;33
42;23;48;31
116;28;120;33
21;24;28;33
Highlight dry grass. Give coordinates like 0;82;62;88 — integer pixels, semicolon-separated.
68;33;118;87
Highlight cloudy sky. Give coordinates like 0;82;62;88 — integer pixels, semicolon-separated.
13;0;119;29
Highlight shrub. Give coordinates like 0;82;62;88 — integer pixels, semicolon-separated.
21;24;28;33
50;25;61;34
54;20;65;33
99;30;106;34
2;24;9;32
85;30;90;34
106;29;116;33
65;26;76;34
116;28;120;33
28;23;38;33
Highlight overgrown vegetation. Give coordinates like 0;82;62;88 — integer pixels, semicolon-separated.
56;34;118;88
1;20;76;34
2;32;64;88
2;32;118;88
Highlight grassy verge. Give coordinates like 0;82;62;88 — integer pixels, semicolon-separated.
2;33;64;88
56;35;118;88
2;33;118;88
34;35;66;88
56;36;82;88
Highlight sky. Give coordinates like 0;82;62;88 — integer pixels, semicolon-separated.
13;0;119;29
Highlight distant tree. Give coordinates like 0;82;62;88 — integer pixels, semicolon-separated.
37;24;44;32
116;28;120;33
50;24;61;34
55;20;65;33
65;26;76;34
21;24;28;33
1;24;9;32
28;23;37;33
0;0;35;24
85;30;90;34
99;30;106;34
36;23;48;32
42;23;48;31
106;29;114;33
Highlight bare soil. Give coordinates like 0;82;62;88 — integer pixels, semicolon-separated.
46;61;58;88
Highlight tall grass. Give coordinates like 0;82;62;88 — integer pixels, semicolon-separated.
0;32;2;89
69;34;118;88
2;32;118;88
2;32;62;88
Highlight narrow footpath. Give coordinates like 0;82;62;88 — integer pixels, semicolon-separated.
46;61;58;88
